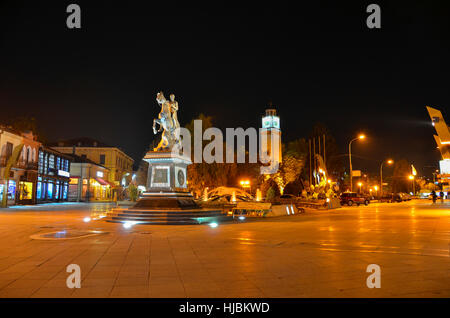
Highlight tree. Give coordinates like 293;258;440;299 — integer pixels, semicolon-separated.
392;159;412;193
127;183;139;202
266;186;276;202
185;114;244;196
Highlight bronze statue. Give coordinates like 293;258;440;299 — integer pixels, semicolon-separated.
153;91;180;151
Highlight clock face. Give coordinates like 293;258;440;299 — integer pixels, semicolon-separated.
177;169;185;187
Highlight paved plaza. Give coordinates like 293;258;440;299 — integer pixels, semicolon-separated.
0;200;449;298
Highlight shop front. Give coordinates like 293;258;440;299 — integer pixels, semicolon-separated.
0;180;17;206
66;156;112;202
37;147;72;203
68;176;111;201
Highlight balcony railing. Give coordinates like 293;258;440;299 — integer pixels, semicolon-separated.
0;156;38;170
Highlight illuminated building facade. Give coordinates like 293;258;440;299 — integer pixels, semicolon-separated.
66;154;112;202
0;127;41;205
49;138;134;199
37;147;72;203
426;106;450;192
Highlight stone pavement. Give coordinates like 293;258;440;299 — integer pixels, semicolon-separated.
0;200;449;298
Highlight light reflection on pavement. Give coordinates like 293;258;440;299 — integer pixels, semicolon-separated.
0;199;448;298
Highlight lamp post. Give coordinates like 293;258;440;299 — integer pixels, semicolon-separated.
349;134;365;192
358;182;363;194
380;159;393;198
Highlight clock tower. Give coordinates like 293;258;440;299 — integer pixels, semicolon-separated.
260;108;282;174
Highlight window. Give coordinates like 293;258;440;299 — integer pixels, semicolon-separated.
100;154;105;165
48;154;55;175
5;142;13;158
38;151;44;174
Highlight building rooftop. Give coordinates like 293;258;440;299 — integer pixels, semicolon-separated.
64;153;108;169
48;137;113;148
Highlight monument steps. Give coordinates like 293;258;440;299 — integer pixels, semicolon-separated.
105;207;231;224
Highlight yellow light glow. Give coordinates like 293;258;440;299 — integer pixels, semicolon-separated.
408;175;414;180
359;134;366;140
358;182;362;187
240;180;250;187
387;159;393;164
374;185;378;191
327;179;331;184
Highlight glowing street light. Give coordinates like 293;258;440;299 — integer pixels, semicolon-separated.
358;182;363;193
349;134;366;192
380;159;394;198
239;180;251;190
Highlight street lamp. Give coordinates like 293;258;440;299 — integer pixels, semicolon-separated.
380;159;394;198
358;182;363;193
240;180;251;192
349;134;365;192
374;185;378;197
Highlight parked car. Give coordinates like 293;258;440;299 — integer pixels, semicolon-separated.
340;192;370;206
396;193;411;201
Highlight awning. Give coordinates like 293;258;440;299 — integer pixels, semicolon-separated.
95;178;110;186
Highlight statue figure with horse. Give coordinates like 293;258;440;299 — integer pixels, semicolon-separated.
153;91;181;151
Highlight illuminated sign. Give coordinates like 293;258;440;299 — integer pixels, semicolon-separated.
58;170;70;177
352;170;361;177
96;171;104;178
440;159;450;175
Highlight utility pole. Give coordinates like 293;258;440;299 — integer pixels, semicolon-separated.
348;135;365;192
309;139;312;187
313;137;316;185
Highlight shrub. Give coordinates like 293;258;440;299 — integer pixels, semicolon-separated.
127;183;139;202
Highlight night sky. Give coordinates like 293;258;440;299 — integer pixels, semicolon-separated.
1;1;449;176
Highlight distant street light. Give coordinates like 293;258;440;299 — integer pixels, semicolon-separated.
380;159;394;198
349;134;365;192
358;182;363;193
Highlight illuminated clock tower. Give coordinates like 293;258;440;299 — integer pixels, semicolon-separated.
260;108;282;174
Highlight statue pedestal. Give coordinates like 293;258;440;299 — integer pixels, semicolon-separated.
143;151;191;192
133;151;197;209
106;150;230;224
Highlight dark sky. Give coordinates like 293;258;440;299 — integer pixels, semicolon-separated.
1;1;449;176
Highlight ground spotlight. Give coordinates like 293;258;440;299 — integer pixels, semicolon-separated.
123;221;136;229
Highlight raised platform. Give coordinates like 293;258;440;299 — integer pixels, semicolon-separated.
105;191;231;225
105;207;229;225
